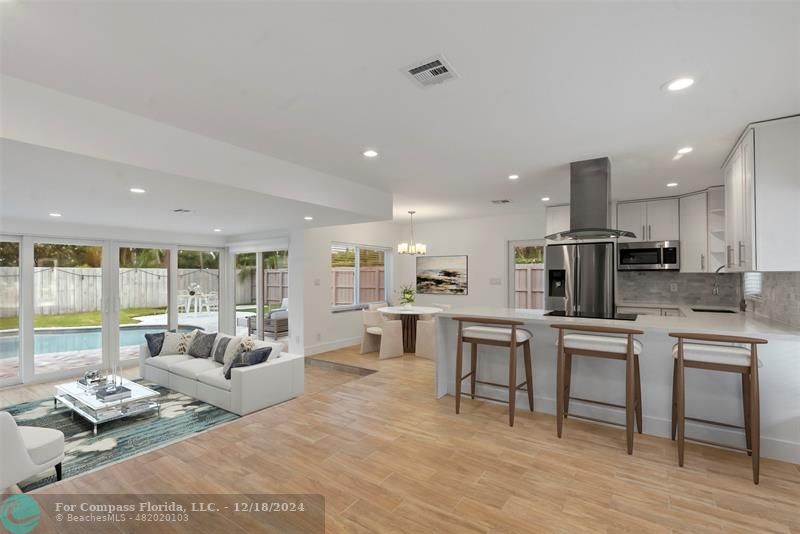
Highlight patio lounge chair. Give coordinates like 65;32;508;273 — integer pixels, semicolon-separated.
248;298;289;340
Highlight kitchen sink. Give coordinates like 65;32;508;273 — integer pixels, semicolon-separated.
691;307;737;314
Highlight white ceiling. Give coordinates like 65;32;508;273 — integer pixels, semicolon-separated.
1;1;798;223
0;139;368;237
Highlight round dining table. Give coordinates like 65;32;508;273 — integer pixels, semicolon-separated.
377;306;443;353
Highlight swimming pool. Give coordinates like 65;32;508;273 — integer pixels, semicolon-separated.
0;325;199;358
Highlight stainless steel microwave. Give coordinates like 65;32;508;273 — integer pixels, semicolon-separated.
618;241;680;271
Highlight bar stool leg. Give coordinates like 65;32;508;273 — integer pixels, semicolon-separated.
455;331;463;415
470;343;478;399
671;358;678;440
563;353;572;418
634;354;642;434
556;334;565;438
625;348;635;455
750;354;760;484
523;340;534;412
508;341;517;427
676;356;686;467
742;371;752;456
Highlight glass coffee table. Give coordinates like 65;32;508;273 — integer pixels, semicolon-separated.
54;378;161;435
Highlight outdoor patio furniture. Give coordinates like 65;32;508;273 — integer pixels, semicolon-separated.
177;290;190;313
247;299;289;340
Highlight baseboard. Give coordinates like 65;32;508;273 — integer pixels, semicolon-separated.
469;383;800;465
303;336;361;357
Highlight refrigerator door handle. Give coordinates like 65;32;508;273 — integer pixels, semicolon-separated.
574;246;581;314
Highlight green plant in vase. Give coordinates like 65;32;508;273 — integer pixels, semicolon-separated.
399;285;416;307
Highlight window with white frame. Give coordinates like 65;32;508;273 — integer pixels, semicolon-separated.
331;244;388;309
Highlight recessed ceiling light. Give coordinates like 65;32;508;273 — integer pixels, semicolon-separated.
665;77;694;91
49;212;62;217
677;146;693;154
129;187;146;194
362;149;378;158
672;154;683;160
213;228;222;232
667;182;679;188
508;174;519;180
304;216;313;221
541;197;550;202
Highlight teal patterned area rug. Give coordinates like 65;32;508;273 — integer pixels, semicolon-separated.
4;382;239;492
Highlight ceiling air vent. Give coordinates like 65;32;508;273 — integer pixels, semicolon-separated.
491;199;511;204
406;55;457;87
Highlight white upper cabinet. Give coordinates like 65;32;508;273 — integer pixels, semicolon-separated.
679;191;708;272
545;205;570;238
723;116;800;271
616;201;646;240
646;198;680;241
617;198;679;241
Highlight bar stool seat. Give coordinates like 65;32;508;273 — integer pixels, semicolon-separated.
670;343;761;367
453;317;535;427
463;326;532;343
564;333;643;355
366;326;383;335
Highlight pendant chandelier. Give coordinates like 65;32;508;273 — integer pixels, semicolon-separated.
398;210;427;255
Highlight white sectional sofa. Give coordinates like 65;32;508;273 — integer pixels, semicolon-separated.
139;338;303;415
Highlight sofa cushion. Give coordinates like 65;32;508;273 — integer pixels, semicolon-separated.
169;358;222;380
253;339;285;354
187;331;217;358
162;330;197;355
196;367;232;391
225;347;272;379
18;426;64;465
146;354;192;371
144;332;166;356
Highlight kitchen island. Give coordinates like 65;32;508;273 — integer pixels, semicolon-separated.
434;307;800;463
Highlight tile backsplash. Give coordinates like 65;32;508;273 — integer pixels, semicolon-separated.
617;271;741;307
746;272;800;328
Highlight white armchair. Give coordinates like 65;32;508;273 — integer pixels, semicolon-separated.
360;309;403;359
0;411;64;490
415;303;451;360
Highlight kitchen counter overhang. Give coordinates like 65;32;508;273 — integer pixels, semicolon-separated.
434;307;800;464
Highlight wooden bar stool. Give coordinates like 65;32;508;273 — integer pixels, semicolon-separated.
452;316;534;426
669;332;767;484
551;324;644;455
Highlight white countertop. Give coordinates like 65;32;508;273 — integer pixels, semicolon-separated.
436;306;799;339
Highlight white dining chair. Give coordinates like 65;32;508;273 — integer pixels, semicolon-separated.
0;411;65;490
415;303;451;360
360;309;403;359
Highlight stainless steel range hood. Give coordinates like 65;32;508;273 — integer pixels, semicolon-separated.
545;157;636;241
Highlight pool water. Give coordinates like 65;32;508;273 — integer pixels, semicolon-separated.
0;326;197;358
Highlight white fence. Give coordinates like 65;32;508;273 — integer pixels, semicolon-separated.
514;264;545;309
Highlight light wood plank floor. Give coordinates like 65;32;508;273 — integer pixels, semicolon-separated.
2;347;799;533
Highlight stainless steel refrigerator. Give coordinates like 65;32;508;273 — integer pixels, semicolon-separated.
544;242;615;318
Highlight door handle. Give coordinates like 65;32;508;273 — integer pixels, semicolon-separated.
738;241;745;267
700;254;705;271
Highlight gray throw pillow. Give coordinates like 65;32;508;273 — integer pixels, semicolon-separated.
212;336;232;364
224;347;272;379
187;331;217;358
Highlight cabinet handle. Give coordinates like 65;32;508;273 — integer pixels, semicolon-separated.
648;224;652;240
738;241;745;267
700;254;705;271
642;225;645;240
726;245;733;267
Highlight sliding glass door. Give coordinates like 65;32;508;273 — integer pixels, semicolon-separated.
0;239;21;385
33;241;104;374
178;249;220;333
234;252;256;336
119;247;170;362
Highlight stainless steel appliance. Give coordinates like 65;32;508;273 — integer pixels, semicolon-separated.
618;241;680;271
544;242;622;319
545;157;637;241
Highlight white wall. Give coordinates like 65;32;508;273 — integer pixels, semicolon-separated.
395;210;548;309
301;220;403;355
